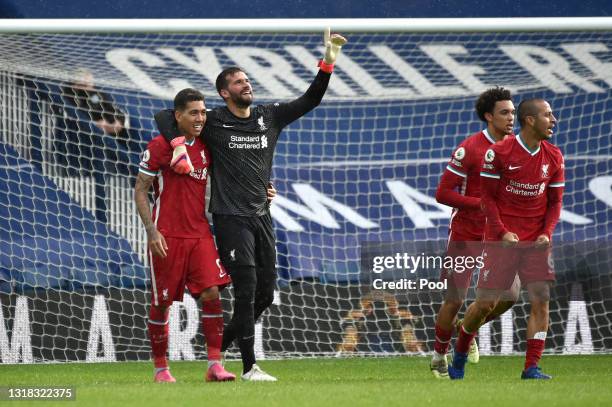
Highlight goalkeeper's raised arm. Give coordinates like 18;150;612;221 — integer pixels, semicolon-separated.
268;28;348;128
155;28;347;172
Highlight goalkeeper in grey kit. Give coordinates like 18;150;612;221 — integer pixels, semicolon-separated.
155;29;347;381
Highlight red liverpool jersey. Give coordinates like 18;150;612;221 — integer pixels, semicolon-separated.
443;129;501;238
480;134;565;238
139;135;213;238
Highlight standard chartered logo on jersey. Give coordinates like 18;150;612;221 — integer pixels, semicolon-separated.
505;180;546;196
228;135;267;149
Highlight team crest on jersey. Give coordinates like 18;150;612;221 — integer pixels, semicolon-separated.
484;149;495;163
200;150;207;165
542;164;549;177
539;182;546;195
139;149;151;168
454;147;466;161
258;116;267;131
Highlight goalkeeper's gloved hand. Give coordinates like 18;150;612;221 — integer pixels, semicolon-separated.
319;27;348;73
169;136;194;174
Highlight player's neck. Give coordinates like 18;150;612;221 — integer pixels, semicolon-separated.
226;102;251;119
178;126;196;143
486;125;506;142
519;130;542;151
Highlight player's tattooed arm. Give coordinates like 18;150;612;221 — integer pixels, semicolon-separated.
134;172;168;258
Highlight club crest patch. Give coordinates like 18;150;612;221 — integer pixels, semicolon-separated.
454;147;466;160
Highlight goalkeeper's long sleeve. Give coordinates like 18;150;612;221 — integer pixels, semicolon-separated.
271;69;331;129
154;69;331;142
155;109;182;144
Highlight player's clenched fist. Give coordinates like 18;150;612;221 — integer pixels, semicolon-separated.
501;231;519;247
534;234;550;249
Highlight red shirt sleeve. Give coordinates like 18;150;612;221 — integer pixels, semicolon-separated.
480;147;509;240
435;170;480;210
542;154;565;239
436;144;481;210
548;154;565;188
139;137;167;176
542;186;563;239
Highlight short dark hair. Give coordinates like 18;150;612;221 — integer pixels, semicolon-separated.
173;88;205;111
215;67;245;96
475;86;513;122
517;98;544;127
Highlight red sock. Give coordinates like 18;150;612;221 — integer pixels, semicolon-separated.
456;325;477;354
525;339;545;370
202;298;224;362
434;324;453;354
148;306;169;369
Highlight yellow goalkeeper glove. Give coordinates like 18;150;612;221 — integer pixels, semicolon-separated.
319;27;347;73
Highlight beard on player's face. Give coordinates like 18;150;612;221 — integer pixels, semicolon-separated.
538;122;554;139
228;89;253;108
532;101;556;140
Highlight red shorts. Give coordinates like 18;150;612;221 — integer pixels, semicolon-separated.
477;243;554;290
149;236;231;307
485;214;545;241
439;231;483;289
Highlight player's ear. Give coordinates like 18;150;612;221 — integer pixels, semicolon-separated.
174;109;182;122
525;115;536;127
219;89;229;100
484;112;493;123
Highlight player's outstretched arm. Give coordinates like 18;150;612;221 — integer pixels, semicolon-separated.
134;172;168;257
272;28;348;129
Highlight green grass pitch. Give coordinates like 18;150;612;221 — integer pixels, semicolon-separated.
1;355;611;406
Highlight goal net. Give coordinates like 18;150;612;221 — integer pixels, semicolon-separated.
0;20;611;363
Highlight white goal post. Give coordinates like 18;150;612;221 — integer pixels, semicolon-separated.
0;18;611;363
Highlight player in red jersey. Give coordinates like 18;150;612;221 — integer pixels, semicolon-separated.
134;88;235;383
430;87;520;378
449;98;564;380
